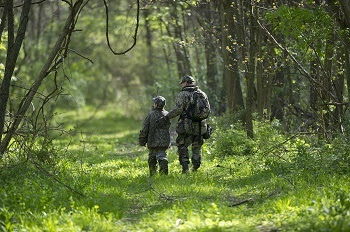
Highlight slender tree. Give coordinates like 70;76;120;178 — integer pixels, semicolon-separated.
0;1;85;155
219;0;244;114
0;0;32;148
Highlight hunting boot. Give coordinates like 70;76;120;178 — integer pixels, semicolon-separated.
192;147;202;172
149;166;157;176
148;156;157;176
159;160;168;175
181;162;189;174
192;164;200;172
191;158;201;172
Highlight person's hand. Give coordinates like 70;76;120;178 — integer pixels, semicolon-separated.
139;142;146;147
156;115;169;124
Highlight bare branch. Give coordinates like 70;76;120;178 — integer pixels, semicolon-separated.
34;71;62;131
103;0;140;55
33;159;85;197
0;0;32;152
66;48;94;64
10;84;47;98
256;19;338;102
0;0;87;155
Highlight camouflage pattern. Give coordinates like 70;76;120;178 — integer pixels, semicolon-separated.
139;108;171;149
153;96;166;109
180;75;195;84
139;106;171;176
148;149;168;176
167;84;208;172
167;85;207;135
176;134;202;170
186;90;210;122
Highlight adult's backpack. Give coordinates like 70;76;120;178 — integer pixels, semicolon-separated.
186;90;211;122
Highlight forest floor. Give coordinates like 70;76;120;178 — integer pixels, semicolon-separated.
0;106;350;231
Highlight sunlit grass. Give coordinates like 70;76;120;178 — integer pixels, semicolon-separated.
1;106;350;231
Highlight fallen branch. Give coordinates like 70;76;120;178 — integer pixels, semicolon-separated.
148;179;175;201
32;159;86;197
230;198;253;207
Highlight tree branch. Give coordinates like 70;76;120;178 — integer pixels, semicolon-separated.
33;159;85;197
256;19;338;102
0;0;8;42
0;0;86;155
103;0;140;55
0;0;32;152
66;48;94;64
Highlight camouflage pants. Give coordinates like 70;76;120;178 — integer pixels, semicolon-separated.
148;148;168;176
176;133;203;170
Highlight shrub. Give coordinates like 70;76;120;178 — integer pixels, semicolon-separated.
209;115;350;178
210;122;254;157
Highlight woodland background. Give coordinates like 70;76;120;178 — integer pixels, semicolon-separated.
1;0;350;231
1;0;350;145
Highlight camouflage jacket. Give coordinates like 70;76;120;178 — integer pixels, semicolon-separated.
139;109;171;149
167;85;207;135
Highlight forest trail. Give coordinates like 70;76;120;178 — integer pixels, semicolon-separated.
2;1;350;230
52;108;283;231
1;107;349;231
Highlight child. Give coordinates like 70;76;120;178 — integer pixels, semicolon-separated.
139;96;171;176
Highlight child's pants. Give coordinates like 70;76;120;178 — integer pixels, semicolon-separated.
148;148;168;176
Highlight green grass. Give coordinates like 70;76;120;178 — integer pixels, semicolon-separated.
1;107;350;231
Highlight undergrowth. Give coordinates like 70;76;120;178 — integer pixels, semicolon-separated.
0;107;349;231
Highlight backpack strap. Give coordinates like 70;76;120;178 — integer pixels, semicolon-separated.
184;91;198;120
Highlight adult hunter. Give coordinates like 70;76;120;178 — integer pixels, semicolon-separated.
160;75;211;174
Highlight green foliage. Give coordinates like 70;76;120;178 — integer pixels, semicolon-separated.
266;5;333;53
208;115;350;231
0;207;14;232
1;108;349;231
210;122;253;157
210;115;285;158
210;114;350;176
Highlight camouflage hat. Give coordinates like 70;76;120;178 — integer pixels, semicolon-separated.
180;75;195;84
152;96;166;109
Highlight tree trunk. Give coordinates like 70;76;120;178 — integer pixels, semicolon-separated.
264;42;275;120
333;49;345;132
256;29;264;119
345;48;350;100
0;0;32;147
246;1;256;138
218;2;228;114
0;0;84;156
143;8;153;85
256;24;273;120
0;1;8;42
271;61;285;122
220;0;244;114
310;59;319;112
169;2;192;77
339;0;350;29
321;32;334;133
202;2;218;111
